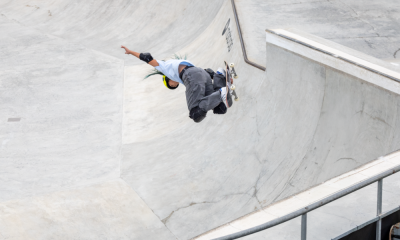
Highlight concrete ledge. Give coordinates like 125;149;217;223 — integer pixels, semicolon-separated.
266;29;400;94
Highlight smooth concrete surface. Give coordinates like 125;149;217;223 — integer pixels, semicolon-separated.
236;0;400;67
0;13;123;201
1;0;400;240
0;179;177;240
0;0;224;66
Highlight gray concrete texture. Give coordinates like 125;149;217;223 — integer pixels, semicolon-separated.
0;0;400;239
236;0;400;65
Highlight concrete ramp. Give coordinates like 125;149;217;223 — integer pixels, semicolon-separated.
1;1;400;240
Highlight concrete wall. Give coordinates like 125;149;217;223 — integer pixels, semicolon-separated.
263;40;400;201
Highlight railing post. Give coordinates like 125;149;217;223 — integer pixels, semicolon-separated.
376;179;383;240
301;213;307;240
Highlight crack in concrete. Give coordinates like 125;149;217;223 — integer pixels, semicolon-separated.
271;155;309;204
337;0;380;37
272;168;298;203
255;99;261;137
161;191;254;225
115;177;180;240
354;102;393;129
272;1;327;6
26;4;40;9
336;157;359;163
228;223;242;230
365;112;393;129
354;102;365;115
161;200;218;224
388;101;400;155
254;153;262;165
364;39;375;49
0;13;24;26
394;48;400;59
252;171;263;206
326;36;391;40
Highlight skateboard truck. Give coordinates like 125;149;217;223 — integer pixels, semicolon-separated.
230;85;239;101
229;63;238;79
224;60;239;103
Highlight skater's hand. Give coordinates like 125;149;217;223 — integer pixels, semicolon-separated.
120;46;158;66
121;45;131;55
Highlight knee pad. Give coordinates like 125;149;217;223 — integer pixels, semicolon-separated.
189;106;207;123
213;102;227;114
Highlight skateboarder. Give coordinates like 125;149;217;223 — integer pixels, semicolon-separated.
121;45;228;123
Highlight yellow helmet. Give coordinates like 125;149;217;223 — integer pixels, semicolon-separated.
163;75;179;90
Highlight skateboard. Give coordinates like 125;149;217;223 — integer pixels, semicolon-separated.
224;61;239;106
389;222;400;240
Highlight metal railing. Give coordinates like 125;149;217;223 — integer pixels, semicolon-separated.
213;160;400;240
332;204;400;240
231;0;266;71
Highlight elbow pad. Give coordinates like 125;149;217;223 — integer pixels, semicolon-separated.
139;52;154;63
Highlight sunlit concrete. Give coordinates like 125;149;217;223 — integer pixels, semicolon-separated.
1;0;400;239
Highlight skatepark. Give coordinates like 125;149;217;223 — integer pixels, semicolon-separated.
1;0;400;239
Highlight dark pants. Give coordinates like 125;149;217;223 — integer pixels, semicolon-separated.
182;67;222;112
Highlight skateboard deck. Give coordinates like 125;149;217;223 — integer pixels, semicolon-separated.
224;61;239;107
390;222;400;240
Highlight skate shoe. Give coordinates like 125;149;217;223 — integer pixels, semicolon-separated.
189;106;207;123
216;67;226;77
213;102;227;114
220;86;233;108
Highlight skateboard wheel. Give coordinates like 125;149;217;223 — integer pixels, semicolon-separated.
234;75;238;79
230;85;235;90
230;63;235;68
234;97;239;101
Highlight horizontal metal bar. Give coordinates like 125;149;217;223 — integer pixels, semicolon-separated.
331;227;357;240
265;29;400;83
332;206;400;239
381;206;400;218
358;217;380;230
331;217;380;240
213;163;400;240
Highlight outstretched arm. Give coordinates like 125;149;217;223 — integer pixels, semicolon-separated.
121;45;159;67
